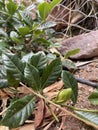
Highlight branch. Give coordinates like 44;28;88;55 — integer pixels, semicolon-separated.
76;77;98;88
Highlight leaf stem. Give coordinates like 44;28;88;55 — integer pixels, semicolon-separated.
63;104;98;113
46;103;59;122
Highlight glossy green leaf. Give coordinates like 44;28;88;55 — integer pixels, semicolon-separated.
33;30;43;37
0;65;6;77
1;95;35;128
29;51;47;70
50;0;61;10
7;70;19;87
65;49;80;59
7;0;18;15
75;111;98;128
19;4;35;26
0;29;8;37
88;91;98;105
41;58;62;88
47;53;56;60
0;79;8;88
38;2;50;20
10;31;22;43
0;41;9;48
2;52;25;82
24;63;41;91
37;38;51;45
18;26;30;36
14;45;24;51
10;31;18;39
26;4;35;11
62;71;78;104
19;10;33;26
21;52;34;63
62;59;77;70
0;0;5;7
38;21;56;30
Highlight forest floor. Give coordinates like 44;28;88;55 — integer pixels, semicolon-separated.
46;59;98;130
66;60;98;130
1;59;98;130
1;1;98;130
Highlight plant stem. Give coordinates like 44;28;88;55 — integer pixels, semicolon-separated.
0;108;7;116
46;103;59;122
63;104;98;113
20;82;98;129
76;77;98;88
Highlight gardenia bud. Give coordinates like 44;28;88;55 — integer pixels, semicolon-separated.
53;88;72;104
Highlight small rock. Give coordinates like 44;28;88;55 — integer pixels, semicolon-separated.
58;30;98;59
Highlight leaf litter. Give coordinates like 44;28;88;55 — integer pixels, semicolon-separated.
1;59;98;130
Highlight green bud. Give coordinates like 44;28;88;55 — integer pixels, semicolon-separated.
53;88;72;104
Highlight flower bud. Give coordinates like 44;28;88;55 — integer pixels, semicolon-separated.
53;88;72;104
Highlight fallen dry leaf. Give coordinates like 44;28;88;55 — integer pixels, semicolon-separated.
34;99;45;129
1;97;8;110
0;90;9;112
0;90;7;98
17;86;32;94
3;88;15;98
59;116;67;130
43;80;63;93
43;120;54;130
44;91;58;100
18;124;35;130
11;124;35;130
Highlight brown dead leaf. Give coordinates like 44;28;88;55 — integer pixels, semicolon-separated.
1;97;8;110
43;120;54;130
49;48;61;55
18;124;35;130
3;88;15;98
17;86;32;94
0;90;7;98
59;116;67;130
0;90;9;112
44;92;58;100
43;80;63;93
34;99;45;129
43;81;63;101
